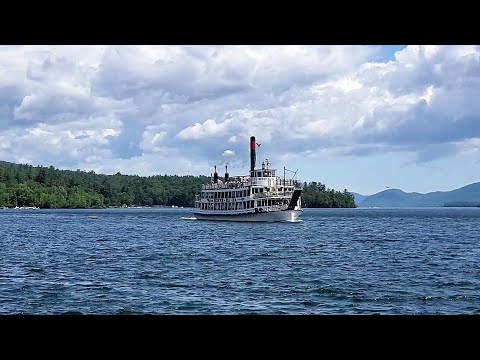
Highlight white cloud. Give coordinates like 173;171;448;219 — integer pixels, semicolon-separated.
140;126;167;153
456;137;480;156
222;150;235;157
176;118;230;140
1;45;480;175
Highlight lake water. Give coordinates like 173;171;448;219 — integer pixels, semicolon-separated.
1;207;479;314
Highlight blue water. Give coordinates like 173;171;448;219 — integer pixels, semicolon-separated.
0;207;479;314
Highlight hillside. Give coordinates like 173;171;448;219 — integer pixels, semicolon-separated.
0;160;355;209
0;161;208;208
351;192;367;204
358;182;480;207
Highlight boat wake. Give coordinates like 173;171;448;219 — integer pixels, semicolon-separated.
181;216;197;220
284;219;303;223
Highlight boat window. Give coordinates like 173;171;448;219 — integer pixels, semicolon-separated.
257;172;262;177
264;171;270;177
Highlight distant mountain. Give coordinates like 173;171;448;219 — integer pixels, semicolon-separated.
351;192;367;205
359;182;480;207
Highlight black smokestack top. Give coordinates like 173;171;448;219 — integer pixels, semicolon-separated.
250;136;256;173
214;165;218;184
225;165;229;183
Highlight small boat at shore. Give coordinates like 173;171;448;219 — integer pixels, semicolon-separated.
1;206;40;210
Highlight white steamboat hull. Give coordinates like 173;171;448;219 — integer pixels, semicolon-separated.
193;209;302;222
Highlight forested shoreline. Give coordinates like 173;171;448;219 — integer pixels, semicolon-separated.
0;161;356;209
301;182;356;208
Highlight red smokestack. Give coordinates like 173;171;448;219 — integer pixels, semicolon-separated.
250;136;256;173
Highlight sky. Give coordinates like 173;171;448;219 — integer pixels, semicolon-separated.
1;45;479;195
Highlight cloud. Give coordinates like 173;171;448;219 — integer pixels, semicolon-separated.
176;118;229;140
456;137;480;156
0;120;118;168
1;45;479;175
222;149;235;157
140;126;167;153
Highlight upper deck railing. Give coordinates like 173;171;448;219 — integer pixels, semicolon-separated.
201;177;302;190
202;181;250;190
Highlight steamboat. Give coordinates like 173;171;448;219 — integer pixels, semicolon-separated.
193;136;303;222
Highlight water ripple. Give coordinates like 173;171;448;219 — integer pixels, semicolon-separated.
0;207;479;314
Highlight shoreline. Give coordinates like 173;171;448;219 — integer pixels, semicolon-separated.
0;205;187;210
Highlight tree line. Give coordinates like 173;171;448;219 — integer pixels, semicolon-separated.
0;161;356;208
301;181;356;208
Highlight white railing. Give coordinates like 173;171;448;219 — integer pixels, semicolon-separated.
202;182;250;190
193;205;289;215
201;178;302;190
198;193;294;202
251;192;294;199
257;205;288;212
193;208;256;215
